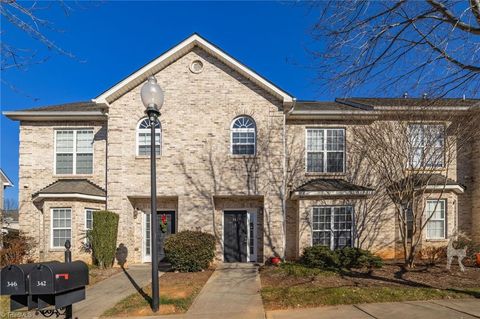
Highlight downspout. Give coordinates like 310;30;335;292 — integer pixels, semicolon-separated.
282;98;296;260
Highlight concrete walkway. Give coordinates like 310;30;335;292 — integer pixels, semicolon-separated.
266;299;480;319
184;263;265;319
74;264;157;319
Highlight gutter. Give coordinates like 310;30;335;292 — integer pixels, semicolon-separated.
3;111;107;121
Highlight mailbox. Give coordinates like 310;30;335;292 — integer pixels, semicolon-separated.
29;260;89;309
1;262;60;310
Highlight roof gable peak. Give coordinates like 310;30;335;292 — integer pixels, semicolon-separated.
94;33;293;106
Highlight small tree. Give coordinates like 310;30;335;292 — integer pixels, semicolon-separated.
88;211;119;268
350;106;480;267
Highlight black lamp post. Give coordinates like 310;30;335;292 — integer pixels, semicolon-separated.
140;75;164;312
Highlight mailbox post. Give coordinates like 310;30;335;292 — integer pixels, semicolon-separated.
64;240;73;319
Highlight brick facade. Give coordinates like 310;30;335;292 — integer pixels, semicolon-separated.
11;38;480;264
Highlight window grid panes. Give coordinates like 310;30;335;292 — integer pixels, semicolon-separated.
312;206;353;250
426;200;446;239
51;208;72;248
137;119;161;156
409;124;445;168
306;129;345;173
231;116;256;155
55;130;93;175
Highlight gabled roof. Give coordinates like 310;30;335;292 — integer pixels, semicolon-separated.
0;169;13;188
94;33;294;106
32;179;106;202
292;179;374;198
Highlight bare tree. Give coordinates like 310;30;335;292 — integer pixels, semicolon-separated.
310;0;480;97
349;106;480;267
1;1;92;98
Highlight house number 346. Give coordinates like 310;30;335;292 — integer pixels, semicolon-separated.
7;281;17;287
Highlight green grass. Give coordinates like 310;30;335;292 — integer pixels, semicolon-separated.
102;293;195;316
261;286;480;310
274;262;336;278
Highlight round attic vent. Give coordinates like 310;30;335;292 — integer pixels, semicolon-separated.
190;60;204;74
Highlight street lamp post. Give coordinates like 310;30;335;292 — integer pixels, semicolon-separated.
141;75;164;312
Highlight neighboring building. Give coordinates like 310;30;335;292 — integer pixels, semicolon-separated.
3;34;480;263
1;169;14;237
2;209;19;235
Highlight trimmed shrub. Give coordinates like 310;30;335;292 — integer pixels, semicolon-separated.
337;247;383;269
89;211;119;268
164;230;215;272
300;245;383;271
418;246;447;266
1;232;36;267
300;245;340;270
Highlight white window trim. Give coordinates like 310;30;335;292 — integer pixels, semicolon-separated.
426;199;446;240
305;128;346;173
230;116;257;156
84;208;95;243
54;128;94;175
136;118;162;157
408;124;445;169
311;205;354;250
50;208;72;249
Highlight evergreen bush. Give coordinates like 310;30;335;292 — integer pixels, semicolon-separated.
164;230;216;272
89;211;119;268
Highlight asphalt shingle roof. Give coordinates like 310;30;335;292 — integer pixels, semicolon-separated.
23;101;108;112
294;101;363;112
33;179;106;198
295;179;374;192
338;98;480;108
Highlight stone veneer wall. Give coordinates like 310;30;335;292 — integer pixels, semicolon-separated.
17;121;106;261
106;47;285;263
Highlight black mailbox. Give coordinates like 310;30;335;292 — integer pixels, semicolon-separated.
0;261;60;310
29;261;89;309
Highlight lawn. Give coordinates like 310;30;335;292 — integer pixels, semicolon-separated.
260;262;480;310
102;270;214;317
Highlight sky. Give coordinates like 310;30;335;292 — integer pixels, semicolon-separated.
1;1;331;204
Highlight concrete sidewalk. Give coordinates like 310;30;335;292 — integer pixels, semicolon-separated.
266;299;480;319
184;263;265;319
75;264;158;319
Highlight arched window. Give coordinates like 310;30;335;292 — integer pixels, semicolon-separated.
231;116;256;155
137;118;161;156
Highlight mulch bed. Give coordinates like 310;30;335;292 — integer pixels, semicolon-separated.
261;262;480;290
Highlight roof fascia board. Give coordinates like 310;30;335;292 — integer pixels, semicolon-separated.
32;193;106;202
0;169;13;187
94;34;293;106
421;185;464;194
3;111;107;121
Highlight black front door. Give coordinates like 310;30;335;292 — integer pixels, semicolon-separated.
224;211;248;262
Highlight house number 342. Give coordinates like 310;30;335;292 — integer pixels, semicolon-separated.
37;281;47;286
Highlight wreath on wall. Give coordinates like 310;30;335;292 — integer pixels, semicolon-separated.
160;214;168;233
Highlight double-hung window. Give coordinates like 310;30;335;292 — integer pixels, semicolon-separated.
312;206;353;249
137;118;161;156
51;208;72;248
55;129;94;174
306;128;345;173
85;209;95;243
409;124;445;168
426;199;446;239
231;116;256;155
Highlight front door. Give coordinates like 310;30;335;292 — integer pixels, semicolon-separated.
142;211;176;263
224;211;248;262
